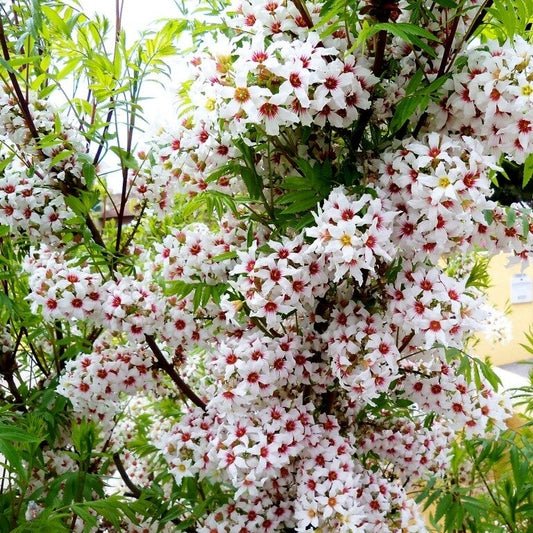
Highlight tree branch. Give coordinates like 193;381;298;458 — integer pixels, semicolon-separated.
112;452;199;532
292;0;314;29
112;452;141;498
144;334;206;410
0;17;41;143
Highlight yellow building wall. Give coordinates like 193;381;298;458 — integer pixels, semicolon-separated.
473;253;533;365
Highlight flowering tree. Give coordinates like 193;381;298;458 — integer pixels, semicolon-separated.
1;0;533;531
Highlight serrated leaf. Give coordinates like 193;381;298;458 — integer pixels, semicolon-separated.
206;163;233;183
371;22;440;58
239;166;263;200
210;283;229;304
282;176;310;190
0;440;25;478
192;284;203;310
64;195;88;215
477;358;502;390
163;280;196;299
279;190;320;214
433;492;453;523
71;504;98;529
434;0;458;6
0;424;43;442
522;214;530;237
405;68;424;95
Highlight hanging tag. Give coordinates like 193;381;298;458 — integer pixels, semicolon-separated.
511;273;532;304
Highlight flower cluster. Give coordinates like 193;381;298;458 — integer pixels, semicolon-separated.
150;176;521;530
431;36;533;164
481;304;513;345
227;235;326;328
400;358;512;437
151;12;377;199
0;92;87;242
306;190;396;283
24;247;165;341
357;417;453;486
153;222;238;285
56;340;160;431
5;0;533;531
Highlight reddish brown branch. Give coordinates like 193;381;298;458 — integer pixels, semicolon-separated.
113;452;142;497
437;13;460;78
292;0;314;29
399;332;415;353
145;334;206;410
0;18;41;143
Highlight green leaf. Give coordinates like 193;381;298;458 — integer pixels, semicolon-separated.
509;446;529;495
278;190;320;214
390;97;420;134
0;424;43;443
239;166;263;200
0;440;25;479
211;251;237;262
282;176;310;190
522;214;530;237
506;207;517;228
365;22;440;58
71;504;98;530
192;284;203;310
0;293;14;313
163;280;195;299
110;146;139;170
50;150;74;167
82;163;96;189
405;68;424;95
433;491;453;523
64;195;88;216
523;152;533;187
233;138;263;200
434;0;458;7
486;0;533;39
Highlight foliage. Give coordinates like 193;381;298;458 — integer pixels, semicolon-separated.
419;385;533;532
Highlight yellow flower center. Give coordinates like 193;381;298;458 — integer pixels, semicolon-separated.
438;176;450;188
340;234;352;247
522;85;533;97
